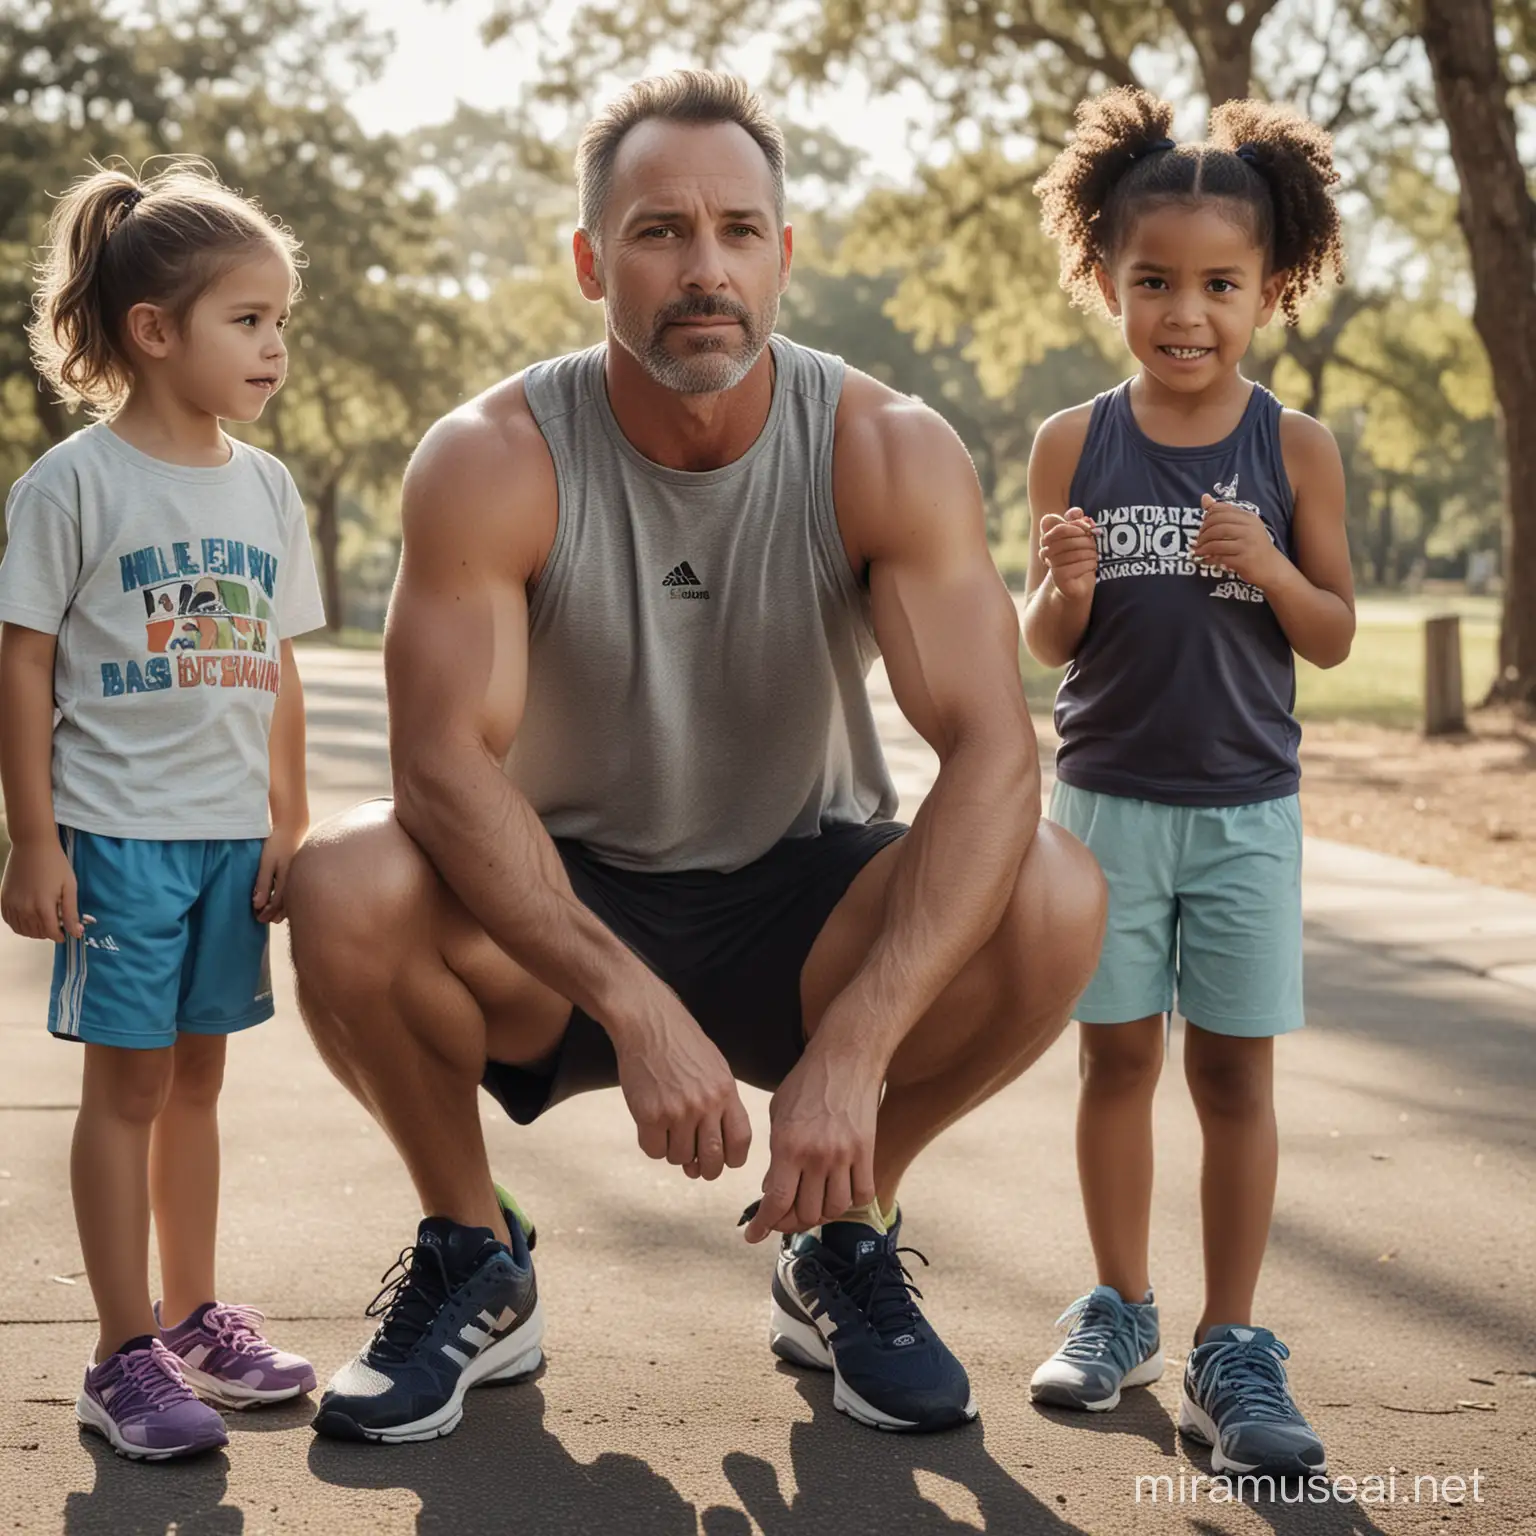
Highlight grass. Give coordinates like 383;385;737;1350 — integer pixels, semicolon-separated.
1020;593;1502;730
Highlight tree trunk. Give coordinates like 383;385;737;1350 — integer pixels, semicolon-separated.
1421;0;1536;710
1193;31;1252;105
315;475;343;633
1176;0;1282;104
1371;482;1396;587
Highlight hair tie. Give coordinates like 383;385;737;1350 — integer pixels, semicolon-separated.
1129;137;1176;163
1235;144;1262;168
121;188;144;211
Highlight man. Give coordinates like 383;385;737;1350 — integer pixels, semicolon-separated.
287;70;1105;1443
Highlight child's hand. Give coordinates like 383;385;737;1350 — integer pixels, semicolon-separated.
1193;494;1285;588
1039;506;1099;600
1;836;86;942
253;823;305;925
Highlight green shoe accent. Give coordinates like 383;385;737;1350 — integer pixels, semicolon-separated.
493;1181;537;1250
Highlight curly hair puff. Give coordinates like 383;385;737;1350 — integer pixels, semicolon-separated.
1034;86;1345;324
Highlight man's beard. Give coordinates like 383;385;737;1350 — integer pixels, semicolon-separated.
610;290;777;395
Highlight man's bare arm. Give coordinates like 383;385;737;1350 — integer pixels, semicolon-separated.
386;398;750;1175
822;391;1041;1067
744;385;1042;1241
387;403;657;1024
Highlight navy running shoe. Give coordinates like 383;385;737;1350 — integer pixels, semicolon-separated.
769;1213;977;1432
313;1209;542;1444
1181;1325;1327;1476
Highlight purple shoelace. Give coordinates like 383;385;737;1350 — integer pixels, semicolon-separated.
113;1342;194;1408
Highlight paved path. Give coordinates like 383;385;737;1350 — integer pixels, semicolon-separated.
1;645;1532;1535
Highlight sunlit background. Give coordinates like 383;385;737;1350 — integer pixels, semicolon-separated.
2;0;1530;725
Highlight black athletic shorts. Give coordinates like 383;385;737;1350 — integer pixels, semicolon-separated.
480;820;908;1124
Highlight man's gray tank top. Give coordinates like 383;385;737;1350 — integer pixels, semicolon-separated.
507;335;898;873
1054;381;1301;806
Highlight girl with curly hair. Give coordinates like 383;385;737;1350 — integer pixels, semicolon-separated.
1024;87;1355;1479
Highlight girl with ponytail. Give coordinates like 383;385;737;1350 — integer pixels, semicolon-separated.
0;159;323;1460
1023;89;1355;1479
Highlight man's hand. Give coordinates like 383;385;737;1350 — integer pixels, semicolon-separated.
253;822;305;925
613;1001;753;1181
1193;494;1285;588
743;1042;881;1243
1;835;85;942
1038;506;1099;600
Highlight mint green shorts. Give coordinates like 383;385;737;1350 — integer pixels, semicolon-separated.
1050;782;1304;1038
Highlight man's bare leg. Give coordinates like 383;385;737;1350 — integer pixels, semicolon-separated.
287;802;571;1246
802;819;1106;1211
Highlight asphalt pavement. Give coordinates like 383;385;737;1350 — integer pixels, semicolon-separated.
1;643;1532;1535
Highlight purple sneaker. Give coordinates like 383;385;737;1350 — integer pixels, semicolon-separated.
157;1301;317;1409
76;1337;229;1461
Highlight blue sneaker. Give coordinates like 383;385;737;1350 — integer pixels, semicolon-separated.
312;1209;543;1444
1030;1284;1163;1411
1180;1325;1327;1476
769;1213;977;1433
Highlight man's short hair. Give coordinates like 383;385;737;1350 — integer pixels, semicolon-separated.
575;70;787;239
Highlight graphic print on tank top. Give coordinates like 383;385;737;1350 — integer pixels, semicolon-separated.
1053;382;1302;809
1094;469;1276;606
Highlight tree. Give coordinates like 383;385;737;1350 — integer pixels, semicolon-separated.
1420;0;1536;708
0;0;466;629
456;0;1505;582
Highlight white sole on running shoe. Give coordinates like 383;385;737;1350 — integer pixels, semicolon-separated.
1178;1391;1328;1477
75;1392;226;1461
359;1298;545;1445
176;1359;316;1409
767;1299;978;1433
1030;1350;1165;1412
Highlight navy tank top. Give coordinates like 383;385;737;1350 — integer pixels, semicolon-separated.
1053;381;1300;807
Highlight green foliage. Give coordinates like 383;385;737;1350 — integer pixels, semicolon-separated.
0;0;1523;632
0;0;457;627
455;0;1507;576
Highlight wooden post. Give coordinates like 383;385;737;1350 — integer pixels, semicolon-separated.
1424;614;1465;735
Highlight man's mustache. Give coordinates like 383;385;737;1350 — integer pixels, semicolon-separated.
655;296;753;329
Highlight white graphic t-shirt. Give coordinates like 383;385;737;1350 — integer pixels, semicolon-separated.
0;424;326;838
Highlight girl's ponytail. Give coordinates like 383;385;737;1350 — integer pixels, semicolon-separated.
1034;87;1181;312
1208;100;1345;321
29;166;149;417
28;157;302;420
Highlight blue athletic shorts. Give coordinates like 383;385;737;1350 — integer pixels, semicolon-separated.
1049;782;1304;1038
49;828;274;1050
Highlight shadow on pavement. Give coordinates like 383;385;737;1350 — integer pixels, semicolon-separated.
1029;1388;1177;1458
63;1437;241;1535
1176;1466;1399;1536
699;1372;1092;1536
306;1381;699;1534
1305;935;1536;1108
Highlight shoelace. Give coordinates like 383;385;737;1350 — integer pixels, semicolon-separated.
817;1243;931;1340
203;1303;274;1358
120;1342;194;1410
1197;1336;1297;1424
1053;1292;1156;1375
364;1242;455;1364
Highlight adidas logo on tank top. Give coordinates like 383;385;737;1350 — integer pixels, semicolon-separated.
662;560;709;599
